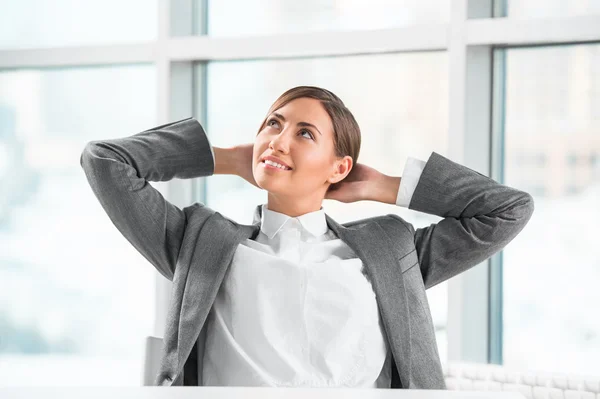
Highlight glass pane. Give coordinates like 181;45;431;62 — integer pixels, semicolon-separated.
204;0;450;36
501;44;600;374
201;51;449;362
499;0;600;18
0;0;157;50
0;65;157;386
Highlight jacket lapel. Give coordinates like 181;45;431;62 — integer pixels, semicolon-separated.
177;213;260;374
324;214;412;388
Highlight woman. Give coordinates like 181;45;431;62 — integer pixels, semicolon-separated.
80;86;534;389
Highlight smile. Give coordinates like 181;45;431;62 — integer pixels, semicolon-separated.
261;160;292;171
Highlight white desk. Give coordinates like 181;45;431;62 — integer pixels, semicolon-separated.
0;387;527;399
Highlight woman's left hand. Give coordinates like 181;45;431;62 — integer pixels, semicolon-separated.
325;162;391;203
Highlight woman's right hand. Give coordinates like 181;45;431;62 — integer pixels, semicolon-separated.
233;143;260;189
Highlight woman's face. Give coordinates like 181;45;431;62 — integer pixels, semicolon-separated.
253;97;349;203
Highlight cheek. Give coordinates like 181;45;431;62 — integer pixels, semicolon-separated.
295;157;330;178
253;140;268;160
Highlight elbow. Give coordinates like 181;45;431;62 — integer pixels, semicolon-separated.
505;193;535;246
80;141;107;170
491;192;535;229
522;193;535;222
80;142;95;170
506;193;535;233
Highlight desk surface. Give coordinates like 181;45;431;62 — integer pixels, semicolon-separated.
0;387;527;399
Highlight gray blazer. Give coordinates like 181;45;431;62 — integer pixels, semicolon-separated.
80;117;534;389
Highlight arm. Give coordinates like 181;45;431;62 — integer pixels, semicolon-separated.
79;117;217;281
384;152;534;290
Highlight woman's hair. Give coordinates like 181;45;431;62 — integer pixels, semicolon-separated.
257;86;361;184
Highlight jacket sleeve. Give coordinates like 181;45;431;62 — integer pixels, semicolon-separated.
388;151;535;290
79;117;216;281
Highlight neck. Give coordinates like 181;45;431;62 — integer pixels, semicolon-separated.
266;192;323;217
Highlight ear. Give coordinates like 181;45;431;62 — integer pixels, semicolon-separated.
328;155;353;184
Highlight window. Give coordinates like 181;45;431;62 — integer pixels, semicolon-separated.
203;0;450;36
500;43;600;374
2;0;598;387
567;153;578;166
501;0;600;19
0;0;157;50
0;65;157;385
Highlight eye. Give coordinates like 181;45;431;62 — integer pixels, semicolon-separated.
300;130;314;140
267;118;314;140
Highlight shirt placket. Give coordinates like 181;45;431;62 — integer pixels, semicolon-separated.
279;219;302;263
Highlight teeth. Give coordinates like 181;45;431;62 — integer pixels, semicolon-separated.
264;159;290;170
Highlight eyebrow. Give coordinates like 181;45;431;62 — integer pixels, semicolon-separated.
272;112;322;136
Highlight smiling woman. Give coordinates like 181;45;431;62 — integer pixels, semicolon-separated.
80;100;532;388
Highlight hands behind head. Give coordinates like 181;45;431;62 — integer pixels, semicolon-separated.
234;143;259;188
325;162;385;203
234;142;385;203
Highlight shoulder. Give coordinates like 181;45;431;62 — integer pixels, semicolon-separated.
183;202;219;230
383;213;415;235
342;213;412;231
342;213;415;242
342;213;416;258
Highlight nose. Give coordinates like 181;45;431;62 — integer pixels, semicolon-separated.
269;128;292;154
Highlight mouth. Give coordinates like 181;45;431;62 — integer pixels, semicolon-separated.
260;159;293;171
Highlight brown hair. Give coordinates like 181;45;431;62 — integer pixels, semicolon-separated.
257;86;361;186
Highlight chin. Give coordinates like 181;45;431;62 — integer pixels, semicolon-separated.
256;178;287;194
256;178;276;191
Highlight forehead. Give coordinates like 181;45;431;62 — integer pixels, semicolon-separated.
274;97;333;133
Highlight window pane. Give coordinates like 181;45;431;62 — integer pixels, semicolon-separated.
499;0;600;18
0;0;157;50
200;51;449;362
204;0;450;36
501;44;600;374
0;65;157;386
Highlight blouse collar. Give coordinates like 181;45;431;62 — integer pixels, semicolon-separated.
253;203;328;239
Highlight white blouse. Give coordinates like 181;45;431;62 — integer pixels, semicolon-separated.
202;156;426;388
